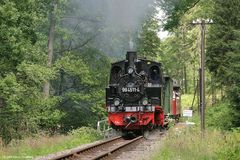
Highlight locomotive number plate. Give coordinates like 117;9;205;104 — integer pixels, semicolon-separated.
122;87;140;93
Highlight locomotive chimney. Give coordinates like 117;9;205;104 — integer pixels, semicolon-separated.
126;51;137;67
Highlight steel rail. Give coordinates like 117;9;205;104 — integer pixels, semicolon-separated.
47;136;122;160
91;136;144;160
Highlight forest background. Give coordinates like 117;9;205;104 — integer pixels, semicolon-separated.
0;0;239;150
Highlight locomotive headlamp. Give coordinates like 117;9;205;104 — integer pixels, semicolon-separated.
142;98;148;106
127;67;134;74
114;98;120;106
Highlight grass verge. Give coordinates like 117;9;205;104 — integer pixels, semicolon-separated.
152;126;240;160
0;127;102;159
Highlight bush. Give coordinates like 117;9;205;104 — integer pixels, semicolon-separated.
206;101;235;130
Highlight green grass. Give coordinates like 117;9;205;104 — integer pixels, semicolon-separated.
181;94;196;110
0;127;102;159
152;125;240;160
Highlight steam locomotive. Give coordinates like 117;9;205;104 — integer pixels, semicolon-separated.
106;51;181;134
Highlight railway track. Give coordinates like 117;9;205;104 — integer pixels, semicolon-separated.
43;136;144;160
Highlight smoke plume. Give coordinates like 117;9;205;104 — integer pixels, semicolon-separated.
64;0;157;57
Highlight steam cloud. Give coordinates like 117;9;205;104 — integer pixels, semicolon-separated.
65;0;157;57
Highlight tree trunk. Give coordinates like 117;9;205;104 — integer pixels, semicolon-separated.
181;27;187;94
193;63;196;93
211;76;216;106
43;1;57;97
58;37;64;96
184;65;187;94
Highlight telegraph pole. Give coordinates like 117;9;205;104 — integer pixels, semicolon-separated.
200;20;206;135
192;19;213;137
